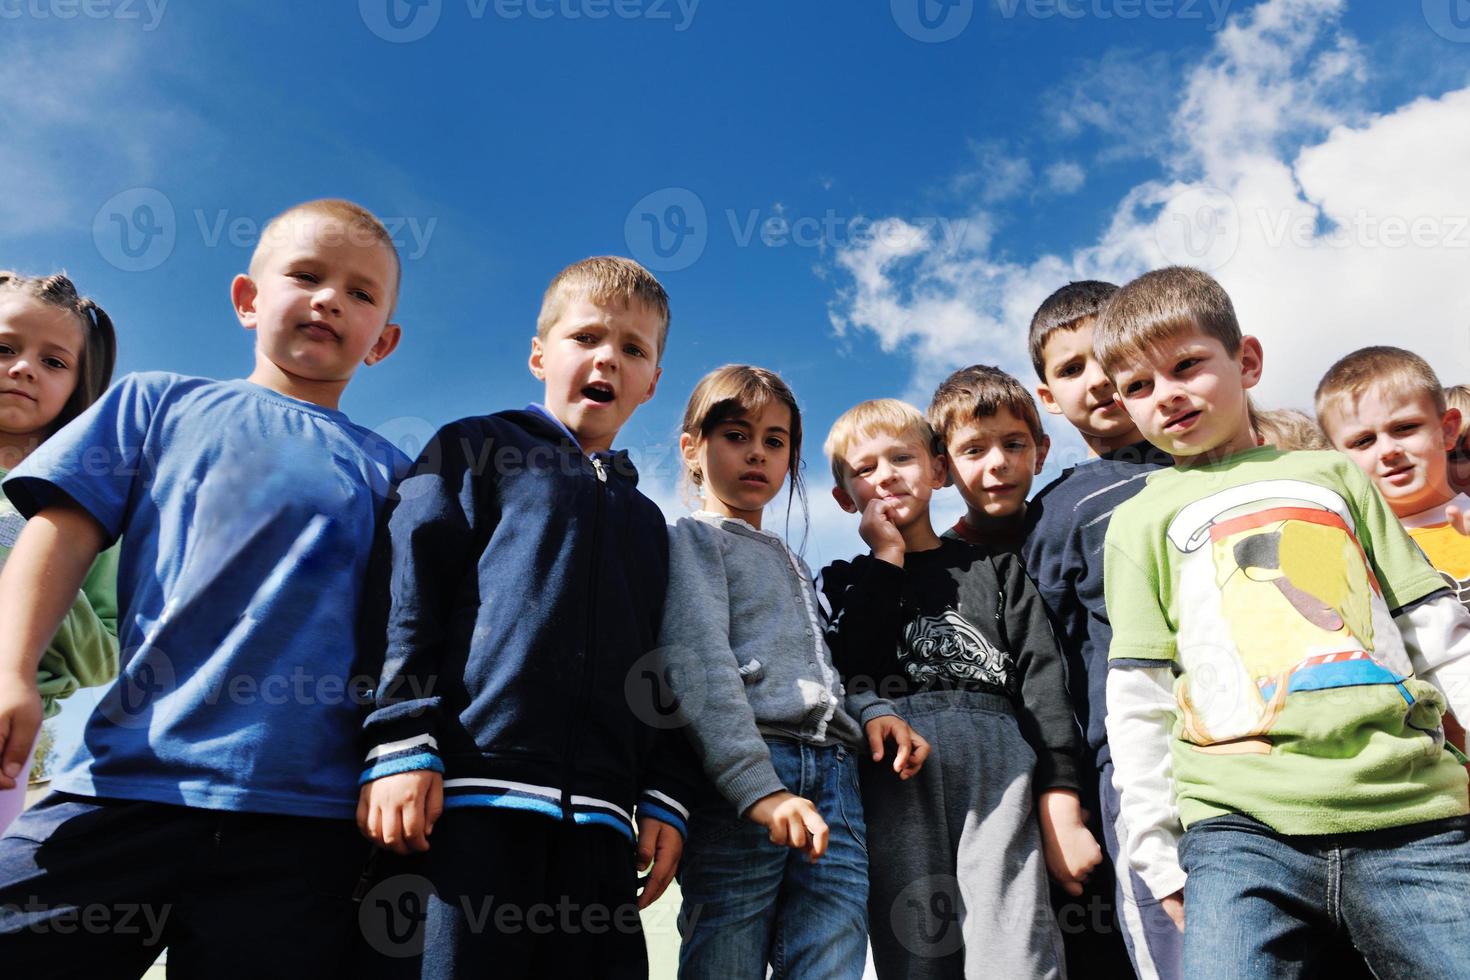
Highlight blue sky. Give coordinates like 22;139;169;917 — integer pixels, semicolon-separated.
5;0;1470;750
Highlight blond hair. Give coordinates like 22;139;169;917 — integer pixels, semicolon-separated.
927;365;1044;449
824;399;937;487
537;256;671;361
1315;347;1446;434
0;271;117;435
249;199;402;307
1254;407;1329;452
1094;266;1241;379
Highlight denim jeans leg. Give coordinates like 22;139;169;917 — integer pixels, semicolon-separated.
771;744;868;980
1339;815;1470;980
677;740;800;980
1179;814;1330;980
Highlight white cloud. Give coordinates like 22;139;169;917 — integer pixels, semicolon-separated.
827;0;1470;457
1044;161;1086;195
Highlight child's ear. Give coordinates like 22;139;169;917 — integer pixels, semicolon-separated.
639;365;662;406
1034;434;1051;474
1036;384;1064;416
364;323;402;367
678;432;700;473
231;274;258;329
927;451;948;490
528;336;545;380
1442;408;1463;451
832;483;860;514
1238;336;1265;389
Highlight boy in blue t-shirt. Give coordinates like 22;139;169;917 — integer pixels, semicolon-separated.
0;199;406;978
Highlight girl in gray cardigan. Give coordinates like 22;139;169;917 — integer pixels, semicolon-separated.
658;365;929;980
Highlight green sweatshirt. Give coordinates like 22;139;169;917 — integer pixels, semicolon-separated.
0;467;119;718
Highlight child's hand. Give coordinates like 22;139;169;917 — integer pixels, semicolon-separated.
746;790;829;862
634;816;684;909
864;715;931;779
858;497;907;567
1036;789;1103;898
1160;889;1185;931
0;677;43;791
357;769;444;856
1448;503;1470;537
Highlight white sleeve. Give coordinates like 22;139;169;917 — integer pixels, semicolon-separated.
1398;592;1470;722
1105;665;1188;900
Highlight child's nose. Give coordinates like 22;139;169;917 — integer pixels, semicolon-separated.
312;287;342;314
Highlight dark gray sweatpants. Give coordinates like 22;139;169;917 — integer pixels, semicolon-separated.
863;689;1066;980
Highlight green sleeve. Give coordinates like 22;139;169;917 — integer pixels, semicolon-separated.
1103;496;1178;665
1341;462;1447;611
36;542;121;718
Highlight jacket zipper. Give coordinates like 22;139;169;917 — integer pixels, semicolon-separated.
561;453;607;823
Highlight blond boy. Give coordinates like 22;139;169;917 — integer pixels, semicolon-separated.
1098;266;1470;979
816;399;1097;980
0;200;405;976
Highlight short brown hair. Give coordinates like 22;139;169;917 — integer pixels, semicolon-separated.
927;365;1044;449
0;271;117;435
537;256;671;361
1253;407;1329;452
1315;346;1446;433
250;199;402;308
1094;266;1241;379
1027;280;1118;379
823;399;937;487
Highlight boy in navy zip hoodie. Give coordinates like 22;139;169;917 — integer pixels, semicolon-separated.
357;257;694;978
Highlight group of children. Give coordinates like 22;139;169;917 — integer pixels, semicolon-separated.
0;197;1468;980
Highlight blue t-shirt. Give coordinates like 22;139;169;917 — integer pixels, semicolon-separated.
3;372;408;819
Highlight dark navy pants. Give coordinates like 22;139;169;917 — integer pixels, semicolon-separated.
0;792;368;979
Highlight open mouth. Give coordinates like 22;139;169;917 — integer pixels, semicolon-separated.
582;383;615;404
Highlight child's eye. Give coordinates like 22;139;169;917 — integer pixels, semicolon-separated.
893;454;912;463
1124;380;1148;396
1175;358;1201;374
1349;435;1373;450
351;289;376;304
723;430;746;442
1006;441;1028;452
572;333;596;344
766;438;785;450
1395;423;1420;434
1058;363;1082;378
0;344;14;356
624;345;646;358
856;465;874;476
291;272;318;283
43;357;71;371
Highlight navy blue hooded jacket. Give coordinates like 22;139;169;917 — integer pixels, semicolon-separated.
358;405;695;838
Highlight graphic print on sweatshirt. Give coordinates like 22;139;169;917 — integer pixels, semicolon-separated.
901;608;1010;689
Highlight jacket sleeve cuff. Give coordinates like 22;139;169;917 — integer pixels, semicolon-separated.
359;734;444;784
636;790;691;840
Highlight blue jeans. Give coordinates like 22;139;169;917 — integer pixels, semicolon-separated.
1179;812;1470;980
676;740;868;980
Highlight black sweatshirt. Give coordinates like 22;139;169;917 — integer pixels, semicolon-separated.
816;538;1081;793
